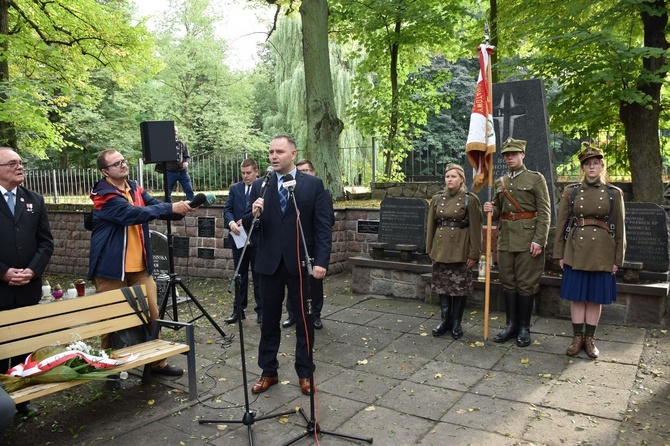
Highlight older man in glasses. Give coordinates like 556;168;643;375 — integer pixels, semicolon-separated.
0;147;54;416
88;149;193;385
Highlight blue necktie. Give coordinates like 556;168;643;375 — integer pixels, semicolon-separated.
278;177;289;213
5;192;14;216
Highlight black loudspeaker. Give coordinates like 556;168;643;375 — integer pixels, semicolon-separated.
140;121;177;164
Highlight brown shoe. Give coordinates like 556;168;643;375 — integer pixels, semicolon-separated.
566;334;584;356
251;376;279;394
584;335;600;358
299;377;313;395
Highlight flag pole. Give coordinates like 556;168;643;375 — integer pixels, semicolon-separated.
483;24;494;341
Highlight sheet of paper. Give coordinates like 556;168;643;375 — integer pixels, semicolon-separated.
232;226;248;249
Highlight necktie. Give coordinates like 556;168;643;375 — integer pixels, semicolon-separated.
5;191;14;216
278;177;289;213
245;185;250;200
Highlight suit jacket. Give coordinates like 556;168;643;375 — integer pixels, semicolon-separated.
223;181;252;248
242;171;332;276
0;186;54;308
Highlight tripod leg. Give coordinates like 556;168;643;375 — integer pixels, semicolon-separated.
175;279;227;338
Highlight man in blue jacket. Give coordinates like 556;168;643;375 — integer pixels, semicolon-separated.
223;158;261;324
88;149;193;379
243;135;332;396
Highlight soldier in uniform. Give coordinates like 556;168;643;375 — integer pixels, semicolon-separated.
483;137;551;347
553;144;625;358
426;164;482;339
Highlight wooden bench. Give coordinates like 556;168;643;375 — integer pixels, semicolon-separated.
0;286;197;403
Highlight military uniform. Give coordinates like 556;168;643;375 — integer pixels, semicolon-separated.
552;144;626;359
426;164;483;339
488;137;551;347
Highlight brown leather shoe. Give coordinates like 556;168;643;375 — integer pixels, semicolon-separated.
584;335;600;358
251;376;279;394
566;334;584;356
299;377;313;395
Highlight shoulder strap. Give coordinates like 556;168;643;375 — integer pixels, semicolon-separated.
499;176;526;213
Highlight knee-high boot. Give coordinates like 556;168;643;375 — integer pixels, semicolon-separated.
494;291;518;343
516;293;536;347
451;296;466;340
432;295;452;337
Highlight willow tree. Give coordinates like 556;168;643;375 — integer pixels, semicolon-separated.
497;0;669;203
329;0;480;179
0;0;152;156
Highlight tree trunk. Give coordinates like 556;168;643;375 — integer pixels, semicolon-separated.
384;21;401;178
0;0;16;148
300;0;344;199
619;0;668;204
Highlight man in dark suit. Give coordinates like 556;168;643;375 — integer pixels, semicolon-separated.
0;147;54;416
223;158;261;324
281;159;335;330
243;135;332;396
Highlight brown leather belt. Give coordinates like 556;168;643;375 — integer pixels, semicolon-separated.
439;220;468;228
500;211;537;221
572;217;610;231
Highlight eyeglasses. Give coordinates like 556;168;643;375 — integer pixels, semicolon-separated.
0;160;26;169
298;168;314;173
105;159;128;169
583;160;601;168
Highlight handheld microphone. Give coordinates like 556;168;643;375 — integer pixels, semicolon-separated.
259;166;275;198
189;192;216;208
282;174;296;193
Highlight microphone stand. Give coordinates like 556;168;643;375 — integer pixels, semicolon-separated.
199;175;293;446
282;186;373;446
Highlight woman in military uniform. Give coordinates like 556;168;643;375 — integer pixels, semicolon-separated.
553;143;626;358
426;164;482;339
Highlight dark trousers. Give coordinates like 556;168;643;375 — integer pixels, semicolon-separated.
258;260;310;378
286;276;323;318
231;245;261;314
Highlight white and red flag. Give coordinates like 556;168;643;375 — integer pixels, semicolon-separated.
466;44;496;192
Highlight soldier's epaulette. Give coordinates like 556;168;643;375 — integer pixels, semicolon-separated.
526;169;542;175
605;182;622;192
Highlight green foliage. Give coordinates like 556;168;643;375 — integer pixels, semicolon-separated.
0;0;154;157
329;0;483;178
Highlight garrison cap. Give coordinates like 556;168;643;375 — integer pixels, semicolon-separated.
577;142;604;164
501;137;526;154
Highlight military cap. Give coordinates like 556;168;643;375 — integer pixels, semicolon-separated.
577;142;604;164
445;163;465;177
501;137;526;153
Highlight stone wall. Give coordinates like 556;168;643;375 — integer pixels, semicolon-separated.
45;204;377;281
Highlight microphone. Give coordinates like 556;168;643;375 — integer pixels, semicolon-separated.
189;192;216;208
259;166;275;198
282;174;296;193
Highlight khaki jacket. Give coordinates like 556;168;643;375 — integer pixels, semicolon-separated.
490;166;551;252
426;190;482;263
553;180;626;271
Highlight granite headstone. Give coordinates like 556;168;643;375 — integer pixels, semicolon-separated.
465;79;556;223
378;197;428;252
197;217;216;238
623;202;669;272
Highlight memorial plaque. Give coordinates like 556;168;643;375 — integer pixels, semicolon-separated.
173;236;190;258
378;197;428;252
149;230;170;276
197;217;216;238
624;203;669;272
465;79;556;223
357;220;380;235
198;248;215;259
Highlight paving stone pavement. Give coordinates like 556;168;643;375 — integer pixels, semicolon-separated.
5;271;663;446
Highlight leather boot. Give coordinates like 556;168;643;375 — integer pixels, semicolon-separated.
566;334;584;356
583;335;600;358
451;296;466;340
494;291;518;343
432;295;452;337
516;293;536;347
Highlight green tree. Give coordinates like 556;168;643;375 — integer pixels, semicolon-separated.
329;0;480;179
148;0;264;155
497;0;669;202
0;0;152;156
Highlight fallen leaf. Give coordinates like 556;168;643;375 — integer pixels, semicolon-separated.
365;406;376;412
357;359;368;365
521;358;530;364
148;399;155;405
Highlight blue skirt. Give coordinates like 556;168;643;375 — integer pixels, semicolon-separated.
560;265;617;304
